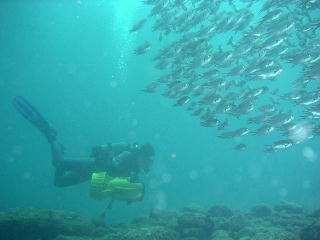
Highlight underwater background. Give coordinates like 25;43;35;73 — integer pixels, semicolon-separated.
0;0;319;231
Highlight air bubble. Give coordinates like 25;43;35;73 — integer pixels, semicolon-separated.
189;169;199;180
303;146;317;162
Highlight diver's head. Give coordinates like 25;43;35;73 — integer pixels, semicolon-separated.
133;143;155;173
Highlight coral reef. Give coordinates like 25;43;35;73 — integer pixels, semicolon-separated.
207;205;234;218
300;220;320;240
122;225;180;240
312;208;320;217
177;210;214;239
250;204;272;218
54;236;89;240
0;208;98;240
274;201;304;214
0;201;318;240
176;204;215;239
183;204;206;214
251;228;300;240
228;214;250;233
181;237;200;240
148;208;179;228
211;230;233;240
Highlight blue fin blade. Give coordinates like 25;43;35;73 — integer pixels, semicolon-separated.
12;96;57;141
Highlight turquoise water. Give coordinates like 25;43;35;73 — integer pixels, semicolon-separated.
0;0;319;224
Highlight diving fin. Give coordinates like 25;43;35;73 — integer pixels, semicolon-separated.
12;96;57;142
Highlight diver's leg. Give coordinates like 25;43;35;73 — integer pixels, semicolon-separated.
54;161;94;187
50;140;64;167
50;140;94;187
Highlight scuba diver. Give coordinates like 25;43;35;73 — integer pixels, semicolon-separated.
12;96;155;207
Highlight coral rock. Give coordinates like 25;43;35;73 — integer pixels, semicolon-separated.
178;212;214;239
148;209;179;228
183;204;205;214
211;216;232;231
312;209;320;218
250;204;272;218
300;221;320;240
181;237;199;240
211;230;233;240
178;212;213;229
123;225;179;240
252;228;299;240
181;227;207;239
228;214;250;233
0;209;97;240
274;201;304;214
208;205;234;218
54;236;88;240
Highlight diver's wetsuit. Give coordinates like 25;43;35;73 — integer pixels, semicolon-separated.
51;141;140;187
11;96;146;188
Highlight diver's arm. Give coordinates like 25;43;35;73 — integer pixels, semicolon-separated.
112;151;141;182
111;151;133;169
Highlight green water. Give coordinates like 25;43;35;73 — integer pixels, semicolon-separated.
0;0;319;224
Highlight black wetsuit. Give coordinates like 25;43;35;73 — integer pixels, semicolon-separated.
51;141;140;187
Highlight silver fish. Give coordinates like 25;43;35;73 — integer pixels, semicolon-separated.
130;19;147;32
233;143;247;151
252;125;275;136
173;96;191;106
264;140;295;153
134;41;152;55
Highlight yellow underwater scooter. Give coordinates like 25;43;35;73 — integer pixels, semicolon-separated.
90;172;144;202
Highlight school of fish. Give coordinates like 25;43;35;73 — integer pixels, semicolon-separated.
132;0;320;153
